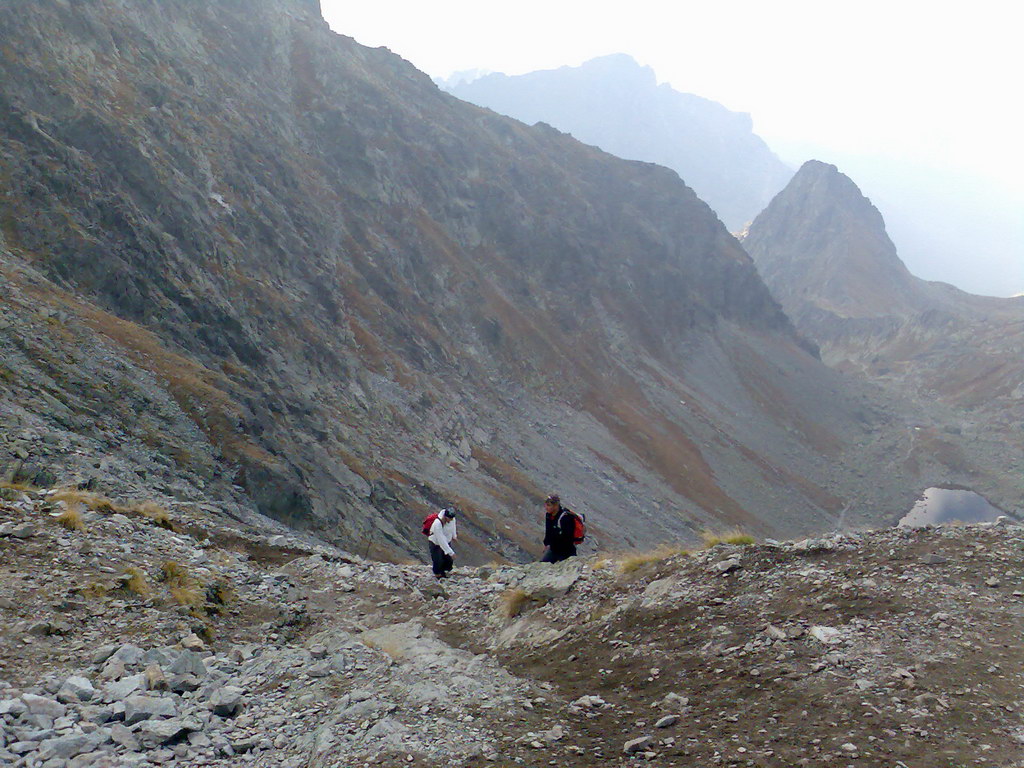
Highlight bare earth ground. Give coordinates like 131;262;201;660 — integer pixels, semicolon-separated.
3;486;1024;767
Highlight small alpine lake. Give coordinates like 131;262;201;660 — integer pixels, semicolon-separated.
898;487;1013;528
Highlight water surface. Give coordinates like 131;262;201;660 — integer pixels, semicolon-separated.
898;487;1008;528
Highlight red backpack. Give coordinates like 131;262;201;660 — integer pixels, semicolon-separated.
422;512;439;536
562;508;587;545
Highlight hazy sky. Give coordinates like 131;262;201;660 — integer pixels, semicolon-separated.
320;0;1022;297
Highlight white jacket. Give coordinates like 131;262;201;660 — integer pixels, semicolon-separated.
428;514;457;556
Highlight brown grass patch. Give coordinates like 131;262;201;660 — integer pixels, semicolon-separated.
54;505;86;531
133;502;176;531
170;583;204;608
619;545;688;574
498;588;532;619
50;489;118;513
120;567;150;597
701;528;755;548
159;560;191;586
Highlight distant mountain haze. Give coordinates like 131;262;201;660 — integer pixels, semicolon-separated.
445;54;793;231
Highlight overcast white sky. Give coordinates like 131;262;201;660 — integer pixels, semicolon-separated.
320;0;1023;296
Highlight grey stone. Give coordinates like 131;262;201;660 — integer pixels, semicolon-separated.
624;735;653;753
208;686;245;718
0;697;28;716
57;676;96;704
169;651;207;678
123;694;177;724
920;553;948;565
79;705;115;724
136;717;202;747
91;645;119;666
102;674;146;702
167;674;201;693
655;715;679;728
110;645;145;666
110;723;140;751
38;733;92;760
516;561;584;600
22;694;66;719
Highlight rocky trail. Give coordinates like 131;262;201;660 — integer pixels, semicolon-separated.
3;484;1024;768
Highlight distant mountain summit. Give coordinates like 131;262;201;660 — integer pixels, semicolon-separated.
743;161;1024;511
446;54;792;230
742;160;920;320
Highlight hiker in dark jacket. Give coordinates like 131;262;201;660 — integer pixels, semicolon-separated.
540;494;576;563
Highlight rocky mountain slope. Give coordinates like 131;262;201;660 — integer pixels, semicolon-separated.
446;54;793;231
742;161;1024;510
4;484;1024;767
0;0;932;558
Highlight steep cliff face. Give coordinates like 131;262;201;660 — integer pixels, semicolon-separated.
0;0;914;558
446;54;793;231
743;161;1024;509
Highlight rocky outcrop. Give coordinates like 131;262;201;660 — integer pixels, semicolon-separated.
742;161;1024;509
0;1;917;559
446;54;793;230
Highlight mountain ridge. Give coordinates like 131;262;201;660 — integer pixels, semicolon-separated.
0;0;934;558
446;54;793;230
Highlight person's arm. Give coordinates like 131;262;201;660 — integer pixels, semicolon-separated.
430;518;455;556
450;520;457;542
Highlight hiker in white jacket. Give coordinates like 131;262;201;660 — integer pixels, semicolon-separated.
428;508;458;578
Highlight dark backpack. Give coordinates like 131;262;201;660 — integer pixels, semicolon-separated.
561;508;586;545
422;512;439;536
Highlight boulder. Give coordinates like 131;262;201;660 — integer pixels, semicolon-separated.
21;694;66;719
123;694;177;725
208;686;245;717
57;676;96;704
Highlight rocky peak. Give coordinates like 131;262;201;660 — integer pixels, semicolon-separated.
743;161;1024;513
743;160;917;319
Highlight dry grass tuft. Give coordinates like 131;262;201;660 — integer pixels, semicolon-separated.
120;567;150;597
701;528;755;548
79;581;110;600
134;502;176;531
54;505;86;531
0;481;36;492
498;588;532;619
159;560;191;586
618;545;687;574
50;489;118;513
170;583;204;608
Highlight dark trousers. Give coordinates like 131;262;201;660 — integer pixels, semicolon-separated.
541;545;576;564
429;543;454;577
